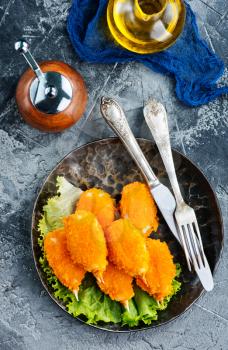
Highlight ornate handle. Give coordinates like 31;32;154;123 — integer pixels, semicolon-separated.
100;97;160;188
144;99;184;205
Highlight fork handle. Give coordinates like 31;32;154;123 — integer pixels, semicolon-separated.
144;101;184;206
100;97;160;188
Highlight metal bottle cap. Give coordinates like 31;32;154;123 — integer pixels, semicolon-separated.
15;40;73;115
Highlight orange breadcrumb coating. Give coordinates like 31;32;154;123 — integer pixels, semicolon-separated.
95;262;134;306
136;239;176;301
64;210;108;279
120;182;159;236
105;219;149;278
44;228;85;296
76;188;115;230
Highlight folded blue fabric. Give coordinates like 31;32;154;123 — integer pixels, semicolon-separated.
67;0;228;106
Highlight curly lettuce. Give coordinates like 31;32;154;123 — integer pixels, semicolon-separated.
38;176;82;246
38;176;182;327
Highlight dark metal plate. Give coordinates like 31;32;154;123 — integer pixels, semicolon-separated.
31;138;224;332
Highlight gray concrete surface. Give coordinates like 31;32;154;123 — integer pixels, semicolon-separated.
0;0;227;349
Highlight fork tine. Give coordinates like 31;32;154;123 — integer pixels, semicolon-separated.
193;220;206;265
187;222;214;291
182;224;199;271
178;225;192;271
188;223;204;268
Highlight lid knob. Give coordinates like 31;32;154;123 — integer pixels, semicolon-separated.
15;40;30;54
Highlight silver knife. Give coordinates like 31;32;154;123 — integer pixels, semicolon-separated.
100;97;182;244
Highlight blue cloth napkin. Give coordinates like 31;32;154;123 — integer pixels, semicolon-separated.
67;0;228;106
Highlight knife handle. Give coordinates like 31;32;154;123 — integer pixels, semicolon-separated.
100;97;160;188
143;99;184;206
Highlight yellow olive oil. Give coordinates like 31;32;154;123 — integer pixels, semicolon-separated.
107;0;186;54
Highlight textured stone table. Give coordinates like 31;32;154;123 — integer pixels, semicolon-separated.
0;0;227;349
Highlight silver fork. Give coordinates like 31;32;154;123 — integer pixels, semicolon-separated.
144;99;214;291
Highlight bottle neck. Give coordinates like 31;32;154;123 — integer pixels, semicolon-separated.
134;0;168;22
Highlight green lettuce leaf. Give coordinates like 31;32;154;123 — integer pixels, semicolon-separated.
67;284;122;324
122;299;140;327
175;262;182;278
134;286;158;325
38;176;82;245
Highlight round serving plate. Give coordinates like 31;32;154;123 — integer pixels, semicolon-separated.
32;138;224;332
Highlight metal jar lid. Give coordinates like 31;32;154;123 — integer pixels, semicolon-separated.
15;40;73;115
